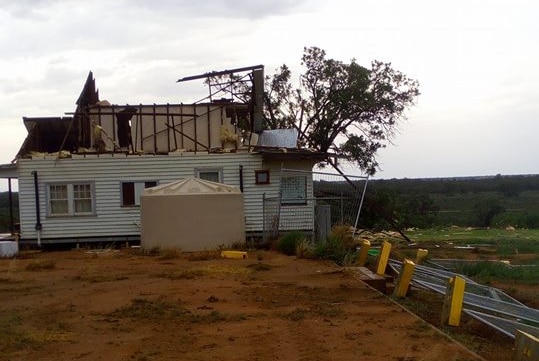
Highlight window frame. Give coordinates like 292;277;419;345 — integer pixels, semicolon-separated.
120;180;158;207
280;176;307;206
47;182;95;217
195;168;223;183
255;169;270;185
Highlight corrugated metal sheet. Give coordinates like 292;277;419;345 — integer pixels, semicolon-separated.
258;129;298;148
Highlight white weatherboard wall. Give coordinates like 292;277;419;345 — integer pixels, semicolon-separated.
16;153;315;242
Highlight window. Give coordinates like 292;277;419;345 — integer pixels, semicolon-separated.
73;184;93;213
49;185;68;215
281;176;307;205
48;183;94;216
196;168;222;183
255;169;270;185
121;181;157;206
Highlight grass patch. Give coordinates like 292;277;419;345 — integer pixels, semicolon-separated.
158;248;183;260
73;271;129;283
0;313;70;353
186;250;221;261
109;298;246;324
454;262;539;284
0;326;39;352
155;269;207;280
281;303;344;321
25;259;56;271
282;308;308;321
313;303;344;318
109;298;189;321
246;263;273;271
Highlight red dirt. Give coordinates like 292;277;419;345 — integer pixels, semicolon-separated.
0;249;498;360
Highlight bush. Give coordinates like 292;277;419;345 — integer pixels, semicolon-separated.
295;238;313;259
275;231;305;256
313;236;350;265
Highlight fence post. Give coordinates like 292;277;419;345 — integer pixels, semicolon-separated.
393;259;416;298
441;275;466;327
375;240;392;276
262;193;266;242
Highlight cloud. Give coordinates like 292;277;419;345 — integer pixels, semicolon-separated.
129;0;313;20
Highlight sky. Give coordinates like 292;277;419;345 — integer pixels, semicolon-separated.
1;0;538;191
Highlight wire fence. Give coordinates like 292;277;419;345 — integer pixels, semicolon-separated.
263;168;368;242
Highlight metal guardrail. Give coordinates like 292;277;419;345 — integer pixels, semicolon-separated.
388;259;539;339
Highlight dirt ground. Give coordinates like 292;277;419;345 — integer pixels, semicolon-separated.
0;249;506;361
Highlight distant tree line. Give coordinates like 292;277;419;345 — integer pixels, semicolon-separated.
357;174;539;229
315;174;539;230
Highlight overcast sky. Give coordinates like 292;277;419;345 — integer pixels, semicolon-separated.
1;0;538;190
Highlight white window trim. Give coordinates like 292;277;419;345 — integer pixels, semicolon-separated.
195;168;223;183
46;182;95;217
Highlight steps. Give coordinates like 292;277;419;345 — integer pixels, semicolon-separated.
356;266;394;294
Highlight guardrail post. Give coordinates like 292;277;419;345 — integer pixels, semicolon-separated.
441;275;466;327
415;248;428;264
357;239;371;266
513;330;539;361
393;259;416;298
375;240;392;276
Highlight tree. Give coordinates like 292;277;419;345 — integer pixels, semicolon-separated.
264;47;420;175
473;200;505;228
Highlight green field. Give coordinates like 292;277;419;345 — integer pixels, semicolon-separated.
400;227;539;287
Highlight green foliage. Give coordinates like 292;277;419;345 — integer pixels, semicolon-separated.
473;200;505;227
275;231;305;256
313;236;347;264
313;226;358;266
264;47;420;175
454;262;539;284
359;175;539;229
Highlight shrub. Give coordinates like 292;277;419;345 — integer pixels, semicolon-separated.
295;238;313;259
328;224;356;249
313;236;349;265
275;231;305;256
312;224;362;265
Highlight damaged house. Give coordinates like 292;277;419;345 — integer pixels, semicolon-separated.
1;66;328;246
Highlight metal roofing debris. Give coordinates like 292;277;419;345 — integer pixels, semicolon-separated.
258;129;298;148
389;259;539;339
176;64;264;83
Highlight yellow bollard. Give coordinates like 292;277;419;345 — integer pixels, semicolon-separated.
415;248;428;264
513;330;539;361
357;239;371;266
441;275;466;326
393;259;416;298
375;240;392;276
